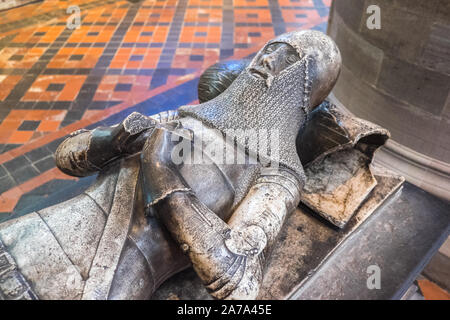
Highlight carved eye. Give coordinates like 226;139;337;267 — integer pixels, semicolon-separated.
265;46;274;53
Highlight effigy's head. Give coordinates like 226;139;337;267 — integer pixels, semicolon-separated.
246;30;341;109
180;31;342;182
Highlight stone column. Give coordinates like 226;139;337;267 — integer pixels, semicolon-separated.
327;0;450;200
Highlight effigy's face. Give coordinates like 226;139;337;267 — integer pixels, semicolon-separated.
249;42;300;81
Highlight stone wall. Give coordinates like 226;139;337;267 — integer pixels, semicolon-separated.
327;0;450;199
328;0;450;162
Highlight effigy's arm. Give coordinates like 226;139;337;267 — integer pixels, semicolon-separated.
55;110;178;177
141;128;302;299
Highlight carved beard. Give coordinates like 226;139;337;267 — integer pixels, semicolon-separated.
180;55;312;185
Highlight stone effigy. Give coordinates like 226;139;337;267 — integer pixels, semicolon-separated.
0;30;402;300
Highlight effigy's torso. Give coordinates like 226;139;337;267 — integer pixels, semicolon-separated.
0;116;258;300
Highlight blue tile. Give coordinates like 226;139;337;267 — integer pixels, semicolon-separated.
114;83;132;91
190;55;204;61
130;55;144;61
47;83;65;91
248;32;261;37
18;120;40;131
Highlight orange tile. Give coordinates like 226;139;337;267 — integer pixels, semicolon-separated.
418;279;450;300
0;120;21;130
4;110;27;120
8;130;34;144
37;120;60;132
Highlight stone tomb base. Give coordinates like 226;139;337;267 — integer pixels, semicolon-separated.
152;168;409;299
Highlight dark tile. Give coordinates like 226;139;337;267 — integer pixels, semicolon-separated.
10;165;40;185
130;55;143;61
25;147;52;163
190;55;204;61
195;31;207;37
0;165;6;178
1;144;21;153
46;138;65;153
87;32;99;36
69;54;84;61
114;83;132;91
18;120;40;131
9;54;24;61
33;32;46;36
3;155;30;173
53;101;72;109
88;101;108;110
64;109;85;121
248;32;261;37
34;156;55;173
47;83;65;91
0;175;15;194
33;101;52;109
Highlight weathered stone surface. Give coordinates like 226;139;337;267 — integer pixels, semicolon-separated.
419;23;450;76
0;213;84;300
332;11;383;85
377;56;450;116
38;194;106;279
301;149;377;228
152;171;404;300
82;156;140;300
333;65;450;162
290;183;448;300
443;93;450;121
331;0;450;182
392;0;450;22
334;0;364;32
359;1;431;66
84;161;120;216
108;238;155;300
0;240;37;300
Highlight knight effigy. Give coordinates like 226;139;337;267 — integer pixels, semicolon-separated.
0;30;403;300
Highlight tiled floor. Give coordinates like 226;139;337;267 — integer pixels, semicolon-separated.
0;0;330;217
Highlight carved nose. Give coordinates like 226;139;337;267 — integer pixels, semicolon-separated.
262;55;275;71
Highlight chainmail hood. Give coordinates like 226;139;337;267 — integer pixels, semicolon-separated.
179;31;341;185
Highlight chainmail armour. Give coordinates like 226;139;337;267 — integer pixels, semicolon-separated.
179;31;321;186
